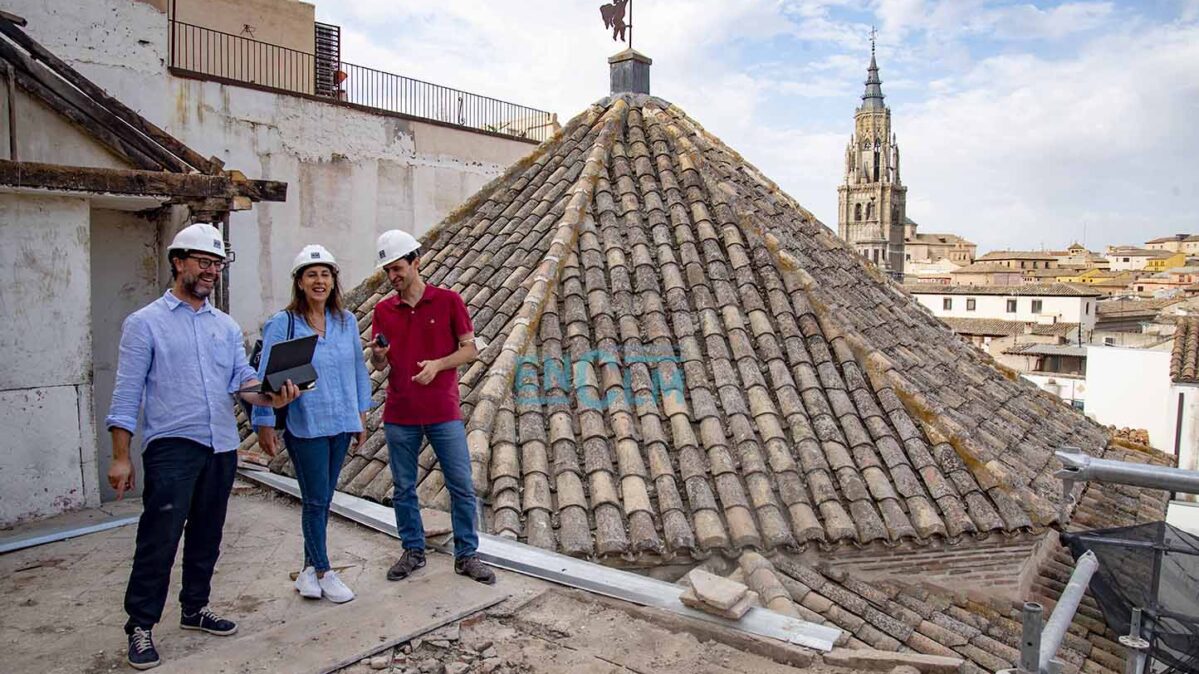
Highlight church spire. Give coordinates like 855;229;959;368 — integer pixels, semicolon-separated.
861;27;885;111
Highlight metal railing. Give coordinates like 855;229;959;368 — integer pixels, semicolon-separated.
168;20;554;142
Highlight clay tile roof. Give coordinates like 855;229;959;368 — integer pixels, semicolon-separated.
910;284;1100;297
1171;317;1199;384
940;318;1078;338
744;444;1174;673
255;93;1115;563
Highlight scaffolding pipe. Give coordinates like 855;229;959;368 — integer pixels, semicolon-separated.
1056;449;1199;495
1019;602;1044;674
1039;550;1099;672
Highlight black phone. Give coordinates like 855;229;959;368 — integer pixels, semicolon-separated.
375;334;389;347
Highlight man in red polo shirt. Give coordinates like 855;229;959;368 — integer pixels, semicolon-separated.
369;229;495;585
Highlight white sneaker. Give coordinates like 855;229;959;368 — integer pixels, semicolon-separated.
295;566;321;599
318;570;355;604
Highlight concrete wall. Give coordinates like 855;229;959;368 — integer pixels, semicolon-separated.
7;0;536;334
1085;346;1175;450
0;194;99;526
914;292;1098;331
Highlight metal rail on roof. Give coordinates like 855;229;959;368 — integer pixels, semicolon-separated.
1007;552;1100;674
239;468;842;653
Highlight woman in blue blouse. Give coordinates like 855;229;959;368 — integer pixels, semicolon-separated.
254;244;371;604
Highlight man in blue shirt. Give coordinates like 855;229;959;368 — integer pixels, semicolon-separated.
105;223;299;671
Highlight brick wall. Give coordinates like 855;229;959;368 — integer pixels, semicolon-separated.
812;532;1052;599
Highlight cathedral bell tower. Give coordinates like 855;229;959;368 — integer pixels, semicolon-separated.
837;33;907;280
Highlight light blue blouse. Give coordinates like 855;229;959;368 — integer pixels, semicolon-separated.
251;309;373;438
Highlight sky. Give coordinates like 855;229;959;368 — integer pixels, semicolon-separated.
314;1;1199;253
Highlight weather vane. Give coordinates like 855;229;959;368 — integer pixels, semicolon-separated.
600;0;633;49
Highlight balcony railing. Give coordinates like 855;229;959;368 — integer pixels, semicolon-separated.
168;20;554;142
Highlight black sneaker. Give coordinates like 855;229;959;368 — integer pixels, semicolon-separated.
455;555;496;585
127;627;161;670
180;607;238;636
387;549;426;581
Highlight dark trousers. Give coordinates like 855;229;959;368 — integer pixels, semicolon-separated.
123;437;236;634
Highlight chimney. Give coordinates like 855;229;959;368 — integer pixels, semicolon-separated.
609;49;651;95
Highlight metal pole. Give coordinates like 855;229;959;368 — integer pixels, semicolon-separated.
1056;449;1199;495
1020;602;1044;674
1119;608;1150;674
1039;550;1099;672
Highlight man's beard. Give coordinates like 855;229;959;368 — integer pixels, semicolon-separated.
182;271;216;299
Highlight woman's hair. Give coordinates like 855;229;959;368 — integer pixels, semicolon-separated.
285;264;347;322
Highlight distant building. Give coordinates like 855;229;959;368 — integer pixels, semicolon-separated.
949;262;1025;286
1106;246;1174;271
975;250;1059;270
904;257;961;284
837;42;906;279
1145;234;1199;254
1050;242;1109;270
911;283;1099;334
1133;266;1199;295
903;223;976;265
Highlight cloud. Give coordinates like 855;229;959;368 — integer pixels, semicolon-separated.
319;1;1199;253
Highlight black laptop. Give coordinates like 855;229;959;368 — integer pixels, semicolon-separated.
257;334;319;393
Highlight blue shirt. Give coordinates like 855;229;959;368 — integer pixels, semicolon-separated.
251;309;373;438
105;290;257;452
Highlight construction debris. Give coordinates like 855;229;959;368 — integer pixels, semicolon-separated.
679;568;758;620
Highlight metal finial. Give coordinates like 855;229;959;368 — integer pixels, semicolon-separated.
870;25;877;56
600;0;633;48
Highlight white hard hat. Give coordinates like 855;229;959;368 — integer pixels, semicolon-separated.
291;244;339;277
376;229;421;268
168;223;226;259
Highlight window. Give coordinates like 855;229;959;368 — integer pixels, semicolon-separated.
943;298;953;310
966;298;976;311
1086;303;1090;315
1031;299;1043;314
1006;299;1017;313
854;204;862;221
866;202;874;219
1104;336;1115;346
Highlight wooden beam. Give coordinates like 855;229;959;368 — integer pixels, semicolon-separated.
0;37;180;171
0;19;220;174
0;159;287;202
0;11;27;27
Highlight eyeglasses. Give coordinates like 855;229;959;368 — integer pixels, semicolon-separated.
189;255;230;271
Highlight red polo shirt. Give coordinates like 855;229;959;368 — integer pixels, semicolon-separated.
372;285;474;425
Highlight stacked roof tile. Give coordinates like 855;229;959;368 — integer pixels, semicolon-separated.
1171;316;1199;384
259;93;1115;563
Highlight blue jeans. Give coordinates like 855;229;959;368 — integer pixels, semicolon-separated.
284;431;352;572
384;420;479;558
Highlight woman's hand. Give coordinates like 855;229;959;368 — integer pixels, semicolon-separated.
258;425;279;457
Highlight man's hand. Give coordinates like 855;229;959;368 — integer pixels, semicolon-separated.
369;335;390;369
108;457;135;499
258;426;279;457
264;380;301;408
413;359;443;385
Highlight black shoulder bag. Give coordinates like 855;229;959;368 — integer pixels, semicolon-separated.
245;312;295;430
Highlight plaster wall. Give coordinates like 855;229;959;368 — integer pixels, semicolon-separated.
90;208;163;502
0;86;128;169
1084;346;1175;450
0;193;98;525
7;0;535;334
170;0;317;95
914;292;1098;331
